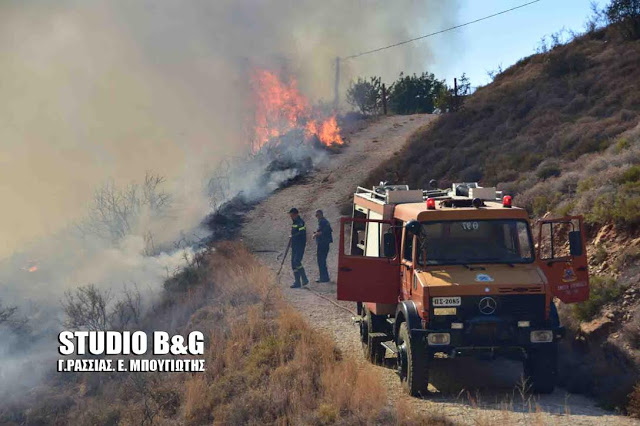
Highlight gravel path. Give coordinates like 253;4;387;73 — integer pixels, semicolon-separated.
241;114;636;425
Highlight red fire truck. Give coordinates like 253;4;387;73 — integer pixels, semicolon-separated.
337;183;589;396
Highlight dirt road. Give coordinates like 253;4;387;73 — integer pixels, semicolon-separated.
242;114;634;425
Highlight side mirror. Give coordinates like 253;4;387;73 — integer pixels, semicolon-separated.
405;220;421;236
383;232;396;258
569;231;583;256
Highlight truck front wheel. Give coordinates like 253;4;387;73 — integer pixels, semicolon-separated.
397;322;429;397
524;343;558;394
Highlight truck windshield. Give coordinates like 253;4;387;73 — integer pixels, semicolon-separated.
417;220;534;266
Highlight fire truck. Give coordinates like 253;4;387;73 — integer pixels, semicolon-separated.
337;183;589;396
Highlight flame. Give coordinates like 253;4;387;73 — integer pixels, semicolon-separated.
307;116;344;147
28;266;38;272
251;69;343;152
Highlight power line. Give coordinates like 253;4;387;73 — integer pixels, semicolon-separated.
342;0;542;60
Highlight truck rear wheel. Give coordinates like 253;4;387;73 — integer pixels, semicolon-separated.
397;322;429;397
524;344;557;394
361;308;386;365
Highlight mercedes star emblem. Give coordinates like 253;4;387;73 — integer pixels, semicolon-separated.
478;297;497;315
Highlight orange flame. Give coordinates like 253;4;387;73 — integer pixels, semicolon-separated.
252;69;343;152
28;266;38;272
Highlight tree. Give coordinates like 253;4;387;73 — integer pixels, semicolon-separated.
346;76;382;115
605;0;640;39
434;73;472;113
77;172;171;243
387;72;445;115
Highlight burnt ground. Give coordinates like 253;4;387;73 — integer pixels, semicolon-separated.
240;114;636;425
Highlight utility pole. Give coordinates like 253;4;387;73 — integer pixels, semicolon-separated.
333;57;340;111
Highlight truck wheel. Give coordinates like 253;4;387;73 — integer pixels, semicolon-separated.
396;322;429;397
524;344;557;394
361;309;386;365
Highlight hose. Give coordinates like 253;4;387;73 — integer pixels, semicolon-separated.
303;286;356;316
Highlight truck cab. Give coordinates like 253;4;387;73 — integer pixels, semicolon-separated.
337;183;589;396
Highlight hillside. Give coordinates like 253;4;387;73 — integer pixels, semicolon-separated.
367;27;640;410
241;115;631;423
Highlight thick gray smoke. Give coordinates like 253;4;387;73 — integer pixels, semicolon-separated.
0;0;459;399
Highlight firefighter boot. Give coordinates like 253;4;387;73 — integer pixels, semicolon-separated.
300;267;309;286
290;270;302;288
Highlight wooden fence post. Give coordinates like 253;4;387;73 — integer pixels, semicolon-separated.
381;83;387;115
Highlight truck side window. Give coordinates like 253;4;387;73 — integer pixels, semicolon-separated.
350;210;367;256
539;221;573;260
403;230;413;262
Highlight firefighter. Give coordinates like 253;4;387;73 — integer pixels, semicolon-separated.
312;209;332;282
288;208;309;288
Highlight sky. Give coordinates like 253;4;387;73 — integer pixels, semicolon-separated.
371;0;609;89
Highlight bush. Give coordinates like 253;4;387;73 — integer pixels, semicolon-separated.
345;76;382;115
571;275;625;321
586;181;640;228
388;72;445;114
545;49;589;77
606;0;640;39
434;73;471;113
619;165;640;183
536;161;562;180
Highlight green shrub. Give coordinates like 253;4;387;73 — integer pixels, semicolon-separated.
587;192;616;224
619;165;640;183
533;195;551;216
388;72;446;115
592;244;608;264
346;76;382;115
577;176;595;193
536;162;562;180
613;182;640;225
614;137;631;153
572;276;624;321
605;0;640;40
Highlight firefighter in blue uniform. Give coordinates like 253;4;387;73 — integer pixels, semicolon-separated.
288;208;309;288
313;209;332;282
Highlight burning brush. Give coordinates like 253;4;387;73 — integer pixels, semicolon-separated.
251;69;344;153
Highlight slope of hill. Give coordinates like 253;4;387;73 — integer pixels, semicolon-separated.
241;115;632;423
367;27;640;411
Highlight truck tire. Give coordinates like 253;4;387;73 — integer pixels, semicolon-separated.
361;309;386;365
524;343;558;394
397;322;429;397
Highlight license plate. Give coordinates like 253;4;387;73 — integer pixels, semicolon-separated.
434;307;457;316
432;297;461;307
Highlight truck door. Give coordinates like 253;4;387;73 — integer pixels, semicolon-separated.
537;216;589;303
337;217;400;303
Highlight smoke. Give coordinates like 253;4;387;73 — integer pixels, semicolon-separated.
0;0;459;399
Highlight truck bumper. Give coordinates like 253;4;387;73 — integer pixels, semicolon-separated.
410;324;565;354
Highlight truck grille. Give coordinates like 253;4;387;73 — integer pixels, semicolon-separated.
430;294;545;322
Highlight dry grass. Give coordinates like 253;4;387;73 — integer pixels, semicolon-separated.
1;242;449;425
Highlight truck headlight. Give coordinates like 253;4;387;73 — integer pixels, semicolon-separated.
427;333;450;346
530;330;553;343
